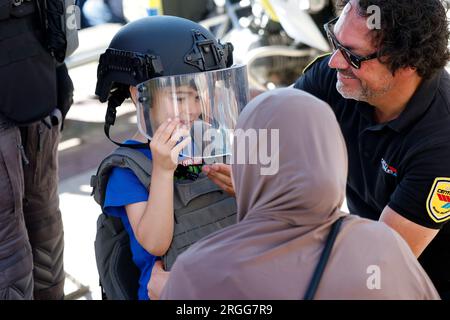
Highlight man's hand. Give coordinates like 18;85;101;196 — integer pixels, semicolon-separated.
202;163;235;197
147;260;170;300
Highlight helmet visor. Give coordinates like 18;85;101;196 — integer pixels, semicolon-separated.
136;64;249;162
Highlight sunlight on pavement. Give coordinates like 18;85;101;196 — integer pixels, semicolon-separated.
60;170;102;300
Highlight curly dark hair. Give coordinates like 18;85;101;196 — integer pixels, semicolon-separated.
336;0;450;79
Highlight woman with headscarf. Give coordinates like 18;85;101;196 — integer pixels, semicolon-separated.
159;88;439;299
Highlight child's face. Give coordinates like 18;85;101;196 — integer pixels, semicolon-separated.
151;85;204;130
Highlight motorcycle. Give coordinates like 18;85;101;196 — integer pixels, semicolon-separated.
201;0;336;90
116;0;336;90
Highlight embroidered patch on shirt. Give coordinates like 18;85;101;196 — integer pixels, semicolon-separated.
381;158;397;177
426;177;450;223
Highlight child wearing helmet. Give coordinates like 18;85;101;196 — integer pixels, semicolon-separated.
92;15;248;300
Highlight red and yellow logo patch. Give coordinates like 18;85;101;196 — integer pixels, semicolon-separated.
426;178;450;223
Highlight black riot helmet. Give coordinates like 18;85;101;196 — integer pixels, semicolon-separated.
95;16;237;148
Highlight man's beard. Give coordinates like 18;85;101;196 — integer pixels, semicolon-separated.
336;72;393;103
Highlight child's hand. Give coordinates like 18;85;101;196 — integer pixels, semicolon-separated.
150;118;191;172
147;260;170;300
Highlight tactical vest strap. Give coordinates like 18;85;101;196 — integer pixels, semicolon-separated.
108;147;153;188
174;175;225;207
91;147;152;208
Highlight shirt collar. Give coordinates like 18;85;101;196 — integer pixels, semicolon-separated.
385;69;443;133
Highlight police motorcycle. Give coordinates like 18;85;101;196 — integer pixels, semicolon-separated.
201;0;335;91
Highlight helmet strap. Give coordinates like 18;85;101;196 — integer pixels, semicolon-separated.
104;89;149;150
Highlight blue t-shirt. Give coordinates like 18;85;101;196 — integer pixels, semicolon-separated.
103;140;156;300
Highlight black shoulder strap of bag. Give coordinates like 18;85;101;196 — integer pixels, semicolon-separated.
303;216;344;300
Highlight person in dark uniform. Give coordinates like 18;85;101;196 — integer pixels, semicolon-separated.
202;0;450;299
0;0;75;299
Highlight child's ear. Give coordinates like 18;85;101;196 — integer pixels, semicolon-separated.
130;86;138;104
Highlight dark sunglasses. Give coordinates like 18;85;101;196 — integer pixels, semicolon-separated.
323;16;378;69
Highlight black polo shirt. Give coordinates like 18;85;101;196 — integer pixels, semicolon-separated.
294;55;450;292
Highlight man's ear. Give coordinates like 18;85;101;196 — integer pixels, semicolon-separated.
404;66;418;76
393;66;418;79
398;66;418;77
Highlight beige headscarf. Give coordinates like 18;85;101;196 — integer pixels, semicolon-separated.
161;88;439;300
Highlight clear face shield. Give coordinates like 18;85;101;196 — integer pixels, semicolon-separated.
136;65;249;164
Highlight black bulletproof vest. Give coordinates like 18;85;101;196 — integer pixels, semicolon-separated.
0;0;57;124
91;147;237;298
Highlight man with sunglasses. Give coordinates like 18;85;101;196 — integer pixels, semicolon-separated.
203;0;450;299
292;0;450;298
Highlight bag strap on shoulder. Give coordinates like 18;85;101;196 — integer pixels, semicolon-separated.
303;216;344;300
